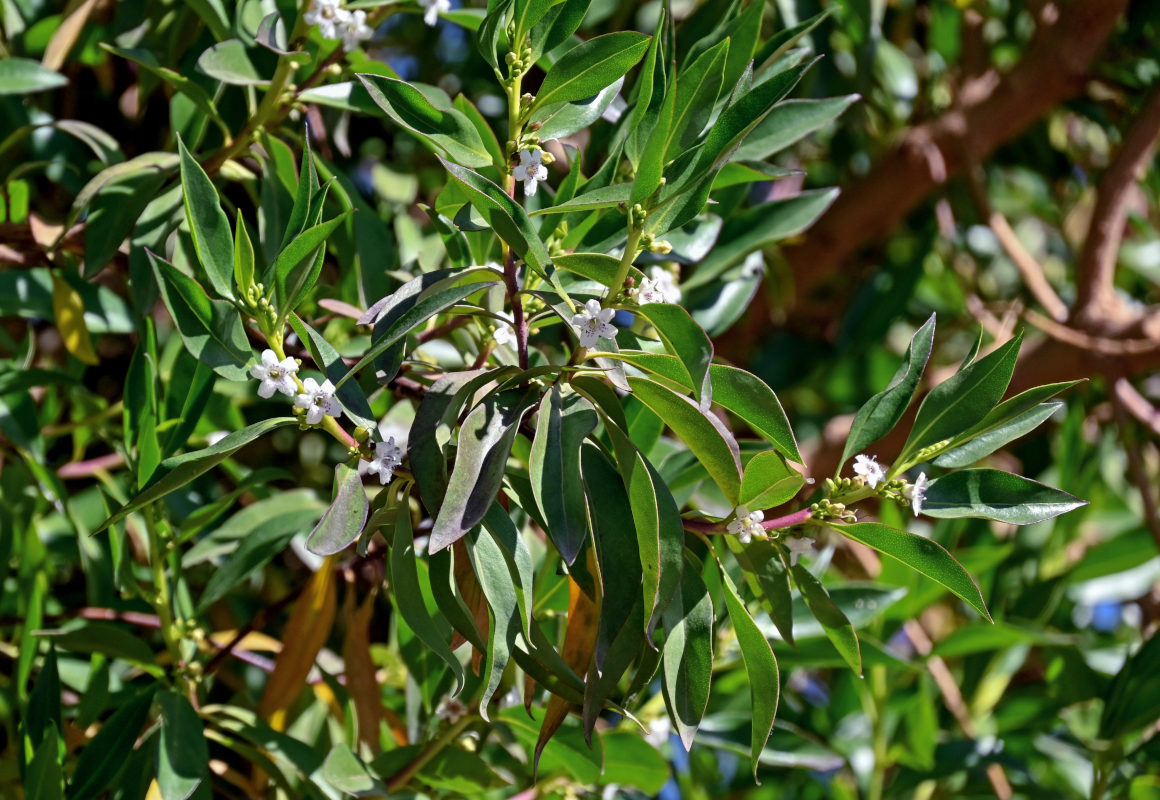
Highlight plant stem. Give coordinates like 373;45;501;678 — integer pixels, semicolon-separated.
502;69;530;370
610;225;644;299
868;665;889;800
145;506;191;695
386;715;476;793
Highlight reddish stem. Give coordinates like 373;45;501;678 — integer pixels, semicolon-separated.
762;508;813;530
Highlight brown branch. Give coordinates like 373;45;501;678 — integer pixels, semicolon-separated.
988;213;1069;322
1075;85;1160;329
1114;377;1160;437
1111;383;1160;553
1022;308;1160;356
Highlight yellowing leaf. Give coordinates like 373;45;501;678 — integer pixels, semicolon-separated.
342;584;385;752
52;273;99;365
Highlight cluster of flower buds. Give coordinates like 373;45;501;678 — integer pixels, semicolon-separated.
809;498;858;524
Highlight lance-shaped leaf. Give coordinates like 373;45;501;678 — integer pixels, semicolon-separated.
67;686;157;800
554;252;645;288
357;75;493;168
533;77;624;141
583;598;644;740
719;565;779;781
633;303;714;408
627;376;742;504
901;332;1023;463
156;691;209;800
430;388;538;552
530;385;597;565
840;313;936;469
666;39;729;159
580;444;642;671
739;450;804;510
831;522;991;619
791;563;861;676
306;463;370;556
288;315;376;433
529;183;630;216
662;554;714;751
532;32;650;112
710;364;801;463
727;537;794;645
391;507;465;693
197;38;266;86
628;446;684;638
148;251;251;380
737;95;861;162
273;210;353;315
465;527;520;719
96;416;296;533
177;135;234;299
922;469;1086;524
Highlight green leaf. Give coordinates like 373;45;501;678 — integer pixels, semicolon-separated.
632;303;714;408
529;385;597;565
96;416;297;533
25;721;64;800
667;39;729;159
76;153;175;277
156;691;208;800
195;513;309;612
23;644;62;752
840;313;936;469
719;565;779;780
739;450;804;509
67;686;157;800
288;314;376;432
37;621;158;672
599;732;670;793
581;444;643;670
357;75;494;168
465;523;521;718
532;77;624;141
533;0;591;58
831;522;991;619
627;449;684;637
709;364;802;463
529;182;630;216
791;563;861;676
177;136;235;300
727;538;794;645
323;745;380;795
922;469;1086;524
306;463;369;556
627;376;742;504
736;95;860;161
532;32;650;112
512;0;559;43
0;58;68;94
901;332;1023;463
630;83;675;206
147;251;251;380
233;215;255;297
1100;629;1160;739
662;554;713;750
430;388;538;553
554;252;645;288
273;210;354;315
390;504;465;692
196;39;266;85
686;189;839;288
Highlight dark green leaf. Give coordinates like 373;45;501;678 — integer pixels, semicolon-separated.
667;40;729;159
791;563;861;676
156;691;208;800
25;722;64;800
177;136;234;299
710;364;801;463
922;469;1086;524
662;554;714;750
288;314;376;432
306;463;369;556
736;95;860;161
532;32;650;111
533;77;624;141
529;182;629;216
67;686;157;800
633;303;714;408
273;210;353;315
727;538;794;646
530;385;597;565
466;521;521;718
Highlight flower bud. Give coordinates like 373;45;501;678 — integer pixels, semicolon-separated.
505;52;517;65
352;426;372;444
649;240;672;255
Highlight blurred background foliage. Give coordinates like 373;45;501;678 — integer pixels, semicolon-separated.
2;0;1160;798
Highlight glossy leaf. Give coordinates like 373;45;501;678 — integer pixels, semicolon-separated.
662;555;714;750
791;563;861;676
633;302;714;408
667;40;729;158
728;538;794;646
710;364;802;463
841;313;936;469
177;135;234;300
832;522;991;619
306;463;369;556
532;32;650;111
739;450;804;510
529;182;629;216
922;469;1086;524
156;691;208;800
533;77;624;141
529;385;597;565
465;526;520;719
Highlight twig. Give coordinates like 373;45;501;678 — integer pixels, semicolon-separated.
1022;308;1160;356
1075;85;1160;326
1114;377;1160;437
988;212;1069;322
1111;382;1160;553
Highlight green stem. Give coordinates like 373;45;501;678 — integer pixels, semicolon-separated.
386;715;476;793
609;226;644;299
145;506;190;694
868;665;889;800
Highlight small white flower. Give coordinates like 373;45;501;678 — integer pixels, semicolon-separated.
646;266;682;303
782;536;814;567
337;8;373;51
250;349;299;398
905;472;929;516
294;377;342;425
726;505;765;544
512;147;549;196
570;299;618;348
853;453;886;489
304;0;346;39
493;312;516;348
419;0;450;26
365;437;403;485
435;696;469;724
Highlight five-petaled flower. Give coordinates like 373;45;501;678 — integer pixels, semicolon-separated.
571;299;618;348
637;266;682;305
853;453;886;488
905;472;929;516
419;0;450;26
493;311;516;348
295;378;342;425
727;505;765;544
251;349;299;398
305;0;346;39
337;9;373;51
366;437;403;485
513;147;549;196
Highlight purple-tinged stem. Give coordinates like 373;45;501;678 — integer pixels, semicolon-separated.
762;508;813;530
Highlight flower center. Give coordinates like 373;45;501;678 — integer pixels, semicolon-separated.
269;367;282;379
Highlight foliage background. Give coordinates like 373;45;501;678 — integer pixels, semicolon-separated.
2;0;1160;798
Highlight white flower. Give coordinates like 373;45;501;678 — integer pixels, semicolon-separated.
304;0;347;39
512;147;549;196
250;349;299;398
726;505;765;544
337;8;373;51
493;312;516;347
782;536;814;566
294;377;342;425
365;437;403;485
853;453;886;489
435;695;468;724
419;0;450;26
570;299;618;348
644;267;677;306
905;472;929;516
